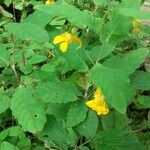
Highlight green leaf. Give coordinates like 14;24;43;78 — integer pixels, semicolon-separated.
11;87;46;133
38;117;77;150
118;0;150;19
90;64;132;113
0;45;10;67
28;54;47;65
60;49;88;72
104;48;149;74
87;44;115;62
0;141;19;150
35;80;78;103
5;23;49;42
137;96;150;108
91;130;146;150
75;110;99;139
104;13;131;45
101;111;128;130
130;71;150;90
47;102;71;119
35;1;102;34
0;92;10;114
23;10;53;27
66;101;88;127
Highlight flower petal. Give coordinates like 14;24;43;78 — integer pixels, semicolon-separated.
53;35;64;44
60;42;68;52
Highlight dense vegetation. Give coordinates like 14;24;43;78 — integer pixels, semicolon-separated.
0;0;150;149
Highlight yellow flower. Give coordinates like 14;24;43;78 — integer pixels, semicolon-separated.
52;32;82;52
85;88;109;115
45;0;54;5
132;19;141;33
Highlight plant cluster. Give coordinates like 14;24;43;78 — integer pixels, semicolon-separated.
0;0;150;149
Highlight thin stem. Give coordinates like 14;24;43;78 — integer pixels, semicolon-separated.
11;34;20;82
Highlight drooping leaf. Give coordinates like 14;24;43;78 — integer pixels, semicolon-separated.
91;130;146;150
66;101;88;127
90;64;132;113
5;23;49;42
11;87;46;133
104;48;149;74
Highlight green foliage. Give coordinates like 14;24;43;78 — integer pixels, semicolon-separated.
91;130;146;150
91;64;132;113
0;141;19;150
66;101;88;127
5;23;49;42
104;48;149;74
11;87;46;133
0;0;149;149
35;1;102;34
130;71;150;90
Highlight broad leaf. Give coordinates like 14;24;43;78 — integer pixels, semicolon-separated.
91;130;146;150
38;117;77;150
23;10;53;27
101;110;128;130
35;80;78;103
66;101;88;127
35;1;102;34
5;23;49;42
75;110;99;139
118;0;150;19
104;48;149;74
90;64;132;113
87;44;115;62
11;87;46;133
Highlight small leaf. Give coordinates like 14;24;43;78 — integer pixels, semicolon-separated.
137;96;150;108
0;92;10;114
130;71;150;90
28;54;47;65
0;141;19;150
0;45;10;67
